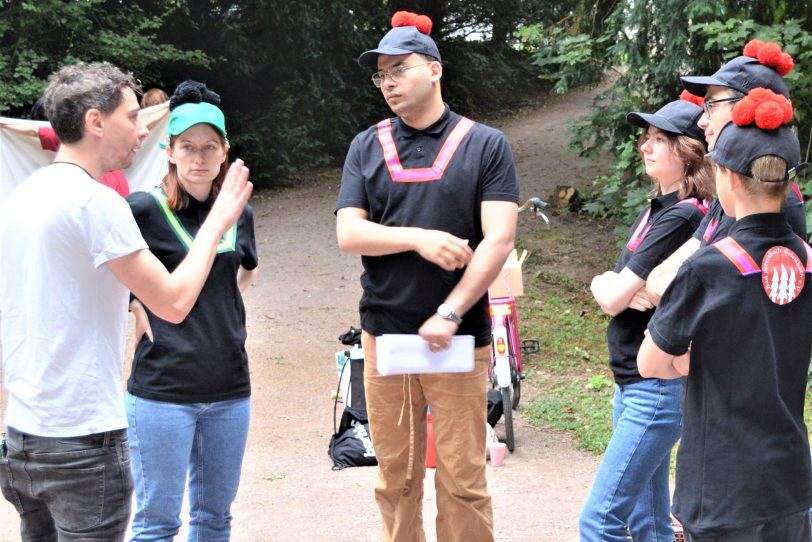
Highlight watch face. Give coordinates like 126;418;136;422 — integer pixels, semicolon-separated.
438;304;451;317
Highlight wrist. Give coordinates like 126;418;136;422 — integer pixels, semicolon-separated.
436;303;462;325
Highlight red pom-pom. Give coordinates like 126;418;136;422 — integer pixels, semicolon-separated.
731;87;793;129
732;99;757;126
392;11;415;28
754;102;785;130
680;89;704;107
391;10;432;34
743;39;765;58
776;52;794;76
758;42;782;67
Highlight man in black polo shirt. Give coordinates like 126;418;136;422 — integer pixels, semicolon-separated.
638;116;812;540
335;11;519;542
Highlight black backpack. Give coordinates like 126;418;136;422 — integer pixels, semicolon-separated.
328;330;377;470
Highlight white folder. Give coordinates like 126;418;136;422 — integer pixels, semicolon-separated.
376;334;475;376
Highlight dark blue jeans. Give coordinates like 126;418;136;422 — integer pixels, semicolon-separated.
0;426;133;541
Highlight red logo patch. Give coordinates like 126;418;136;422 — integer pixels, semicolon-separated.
761;246;805;305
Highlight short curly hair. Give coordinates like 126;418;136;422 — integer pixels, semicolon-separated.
42;62;140;144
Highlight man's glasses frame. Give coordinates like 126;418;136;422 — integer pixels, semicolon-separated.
371;62;431;88
703;96;743;117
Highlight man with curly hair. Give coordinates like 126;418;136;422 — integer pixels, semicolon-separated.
0;62;251;541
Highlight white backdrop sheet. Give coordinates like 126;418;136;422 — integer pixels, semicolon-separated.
0;103;170;205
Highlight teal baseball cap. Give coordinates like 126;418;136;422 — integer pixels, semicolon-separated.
168;102;227;139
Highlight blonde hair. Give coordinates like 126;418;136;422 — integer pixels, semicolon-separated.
738;156;791;198
141;88;169;108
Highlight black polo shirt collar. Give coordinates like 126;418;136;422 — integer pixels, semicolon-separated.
728;212;791;237
650;190;680;213
395;104;452;139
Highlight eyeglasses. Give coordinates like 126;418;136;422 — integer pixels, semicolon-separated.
703;96;743;117
371;63;430;88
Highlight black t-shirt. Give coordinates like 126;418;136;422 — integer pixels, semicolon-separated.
336;105;520;347
649;213;812;535
607;192;706;384
126;190;259;403
694;184;806;245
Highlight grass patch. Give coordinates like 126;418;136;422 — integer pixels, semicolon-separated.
514;221;617;453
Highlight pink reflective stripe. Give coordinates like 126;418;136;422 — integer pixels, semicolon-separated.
626;208;651;253
703;217;719;242
376;117;476;183
803;239;812;273
678;197;708;216
713;237;761;275
792;182;803;203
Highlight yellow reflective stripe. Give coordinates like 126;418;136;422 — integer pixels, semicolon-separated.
149;188;236;253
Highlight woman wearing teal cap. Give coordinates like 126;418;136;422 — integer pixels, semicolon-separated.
125;81;258;540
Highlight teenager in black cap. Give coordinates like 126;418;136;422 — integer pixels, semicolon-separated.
580;97;714;541
639;99;812;541
336;11;519;542
648;40;805;303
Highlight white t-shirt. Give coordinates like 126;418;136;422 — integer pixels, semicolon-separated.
0;163;148;436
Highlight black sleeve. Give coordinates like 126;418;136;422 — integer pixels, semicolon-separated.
336;134;369;212
239;203;259;271
647;261;704;356
626;211;696;280
783;184;807;239
479;128;520;203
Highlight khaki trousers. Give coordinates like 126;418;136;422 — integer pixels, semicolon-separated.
362;331;493;542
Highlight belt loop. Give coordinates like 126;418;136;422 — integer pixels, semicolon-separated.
102;431;110;448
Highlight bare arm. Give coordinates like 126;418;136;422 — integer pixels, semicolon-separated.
646;237;701;306
109;160;252;323
237;266;259;293
336;207;474;271
637;332;689;379
590;267;646;316
418;200;518;347
0;123;39;138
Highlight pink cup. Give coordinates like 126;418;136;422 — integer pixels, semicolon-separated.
489;442;507;467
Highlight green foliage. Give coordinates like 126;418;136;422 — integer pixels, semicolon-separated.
515;23;606;95
520;0;812;220
0;0;211;116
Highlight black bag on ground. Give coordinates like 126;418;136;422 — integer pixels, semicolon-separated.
487;388;504;427
328;350;377;470
328;405;377;470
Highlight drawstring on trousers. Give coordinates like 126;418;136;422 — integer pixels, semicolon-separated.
396;374;415;481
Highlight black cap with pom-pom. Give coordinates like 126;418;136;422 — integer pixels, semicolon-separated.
167;80;226;138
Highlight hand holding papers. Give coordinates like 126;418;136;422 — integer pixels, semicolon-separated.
376;334;475;376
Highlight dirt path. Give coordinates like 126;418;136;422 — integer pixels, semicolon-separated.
0;85;610;541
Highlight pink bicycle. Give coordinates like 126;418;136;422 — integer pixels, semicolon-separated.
488;198;546;452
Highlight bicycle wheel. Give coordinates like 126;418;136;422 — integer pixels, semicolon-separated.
511;365;521;410
501;385;515;452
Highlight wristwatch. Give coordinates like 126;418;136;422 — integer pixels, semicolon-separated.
437;303;462;325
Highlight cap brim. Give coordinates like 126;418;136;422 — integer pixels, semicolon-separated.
358;47;414;67
626;112;682;135
680;75;726;97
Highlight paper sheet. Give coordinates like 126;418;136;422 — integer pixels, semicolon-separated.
376;334;475;375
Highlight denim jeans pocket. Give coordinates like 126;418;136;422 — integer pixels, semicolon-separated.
48;462;105;531
0;458;24;514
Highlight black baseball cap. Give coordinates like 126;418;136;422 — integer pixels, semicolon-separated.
358;26;441;67
681;56;790;99
708;123;800;180
626;100;705;141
